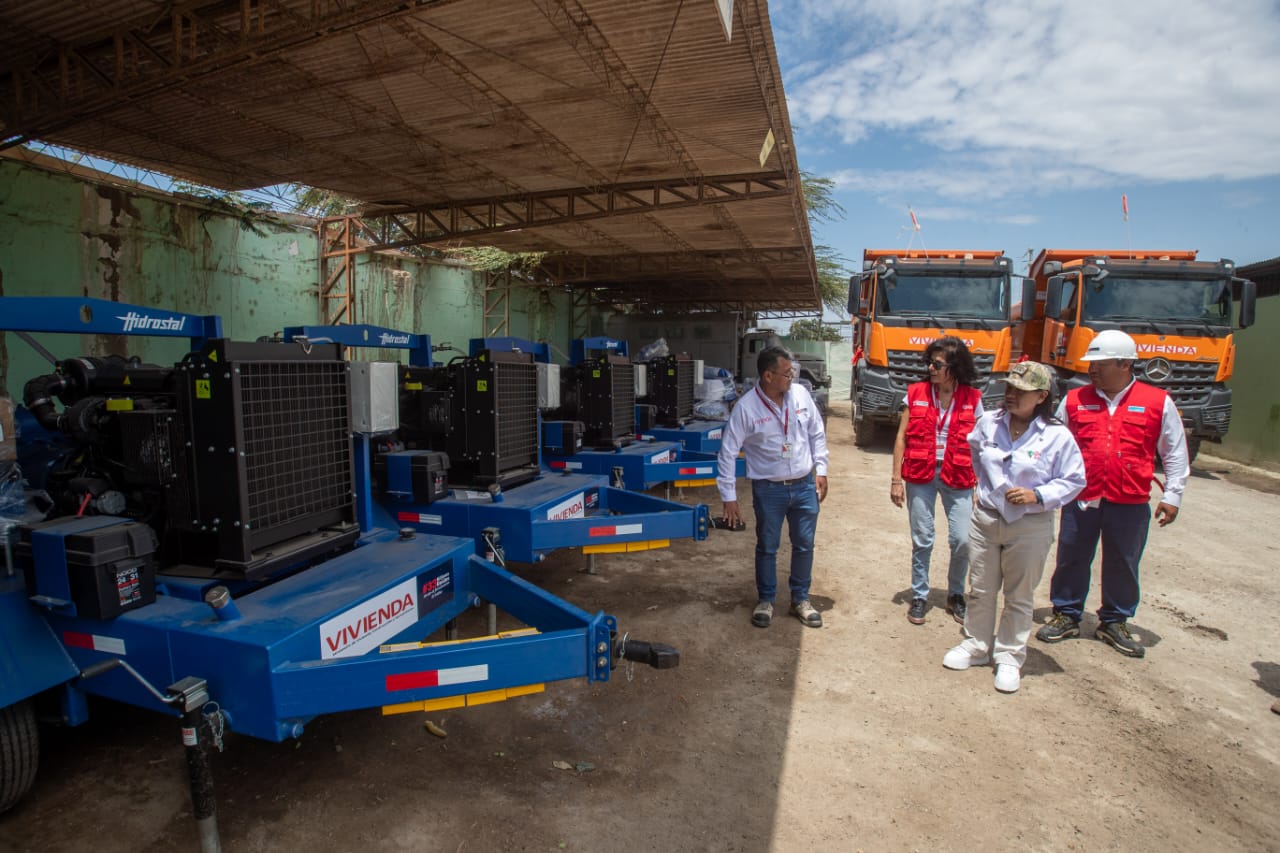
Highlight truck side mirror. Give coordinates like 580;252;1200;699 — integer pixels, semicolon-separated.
1238;278;1257;329
1044;276;1065;319
847;275;859;314
1043;261;1063;275
1019;278;1037;322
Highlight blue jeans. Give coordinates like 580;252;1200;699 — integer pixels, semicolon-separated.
750;472;820;603
1050;500;1150;623
905;471;973;600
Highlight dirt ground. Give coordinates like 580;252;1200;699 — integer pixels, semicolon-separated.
4;402;1279;852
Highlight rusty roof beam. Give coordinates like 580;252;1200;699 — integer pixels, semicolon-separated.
354;171;790;250
535;247;810;283
0;0;464;149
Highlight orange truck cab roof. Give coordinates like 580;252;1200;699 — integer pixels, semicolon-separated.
1029;249;1199;278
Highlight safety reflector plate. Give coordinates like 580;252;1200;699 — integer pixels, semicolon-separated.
63;632;126;655
386;664;489;692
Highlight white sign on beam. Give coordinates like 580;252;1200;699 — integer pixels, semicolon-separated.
715;0;734;41
759;128;775;167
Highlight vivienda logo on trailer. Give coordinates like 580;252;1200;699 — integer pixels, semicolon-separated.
379;332;411;345
546;492;585;521
116;311;186;333
319;578;418;659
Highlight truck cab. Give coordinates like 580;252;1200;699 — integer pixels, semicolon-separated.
847;250;1035;446
1024;249;1257;458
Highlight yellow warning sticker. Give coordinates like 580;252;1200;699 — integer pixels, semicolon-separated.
477;380;488;392
592;369;601;378
196;380;211;399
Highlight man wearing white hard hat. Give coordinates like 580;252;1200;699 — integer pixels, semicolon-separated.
1036;329;1189;658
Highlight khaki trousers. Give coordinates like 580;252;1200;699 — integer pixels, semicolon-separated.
960;504;1056;668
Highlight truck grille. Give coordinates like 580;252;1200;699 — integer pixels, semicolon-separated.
1136;360;1218;408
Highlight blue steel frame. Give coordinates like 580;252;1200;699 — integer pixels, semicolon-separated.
569;337;628;363
544;443;743;491
0;296;622;741
282;324;433;367
380;471;709;562
469;336;552;363
638;419;730;454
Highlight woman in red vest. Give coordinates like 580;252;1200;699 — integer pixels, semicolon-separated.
891;337;984;625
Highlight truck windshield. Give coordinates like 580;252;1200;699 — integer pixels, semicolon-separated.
877;273;1007;320
1082;276;1232;326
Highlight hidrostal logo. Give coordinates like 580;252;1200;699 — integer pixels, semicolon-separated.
116;311;186;333
379;332;411;345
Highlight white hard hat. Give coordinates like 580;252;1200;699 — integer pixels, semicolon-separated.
1081;329;1138;361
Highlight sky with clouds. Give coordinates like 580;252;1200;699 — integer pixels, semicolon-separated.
770;0;1280;285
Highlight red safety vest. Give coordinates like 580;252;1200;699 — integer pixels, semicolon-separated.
1067;382;1167;504
902;382;981;488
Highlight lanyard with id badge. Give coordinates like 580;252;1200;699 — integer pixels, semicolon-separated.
756;386;791;458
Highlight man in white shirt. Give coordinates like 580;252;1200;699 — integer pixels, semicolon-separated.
717;346;829;628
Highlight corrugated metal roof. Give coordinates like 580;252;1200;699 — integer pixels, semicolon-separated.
0;0;819;312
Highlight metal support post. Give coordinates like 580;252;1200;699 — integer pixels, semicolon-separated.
170;677;219;853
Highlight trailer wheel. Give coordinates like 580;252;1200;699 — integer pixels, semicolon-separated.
0;700;40;814
851;392;876;447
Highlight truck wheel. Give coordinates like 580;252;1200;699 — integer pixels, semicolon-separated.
0;700;39;814
851;394;877;447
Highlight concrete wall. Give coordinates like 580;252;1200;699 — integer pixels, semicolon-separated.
1214;295;1280;470
0;158;583;397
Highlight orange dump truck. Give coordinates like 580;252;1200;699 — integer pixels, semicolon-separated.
847;249;1035;445
1021;249;1257;458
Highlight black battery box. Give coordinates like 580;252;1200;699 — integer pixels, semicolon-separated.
375;450;451;504
18;518;158;619
542;420;584;454
635;404;659;432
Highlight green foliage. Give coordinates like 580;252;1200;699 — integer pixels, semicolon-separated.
800;171;845;224
815;244;852;317
445;246;548;275
800;173;853;317
289;185;358;217
788;318;842;341
170;181;273;235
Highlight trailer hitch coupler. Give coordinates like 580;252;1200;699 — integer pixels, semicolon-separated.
616;638;680;670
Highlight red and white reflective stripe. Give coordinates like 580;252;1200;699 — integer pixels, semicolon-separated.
63;631;126;655
385;664;489;692
588;523;643;537
397;512;441;525
548;460;582;470
678;466;713;475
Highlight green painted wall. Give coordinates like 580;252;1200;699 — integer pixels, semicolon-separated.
0;158;586;398
1215;295;1280;470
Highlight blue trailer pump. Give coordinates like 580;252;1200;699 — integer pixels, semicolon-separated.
0;298;679;835
283;328;710;563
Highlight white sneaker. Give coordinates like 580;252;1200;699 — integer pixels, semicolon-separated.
942;645;989;670
994;664;1021;693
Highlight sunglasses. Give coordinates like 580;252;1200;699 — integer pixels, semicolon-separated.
925;359;948;370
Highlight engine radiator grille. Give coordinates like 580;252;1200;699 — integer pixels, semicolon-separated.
239;360;352;531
